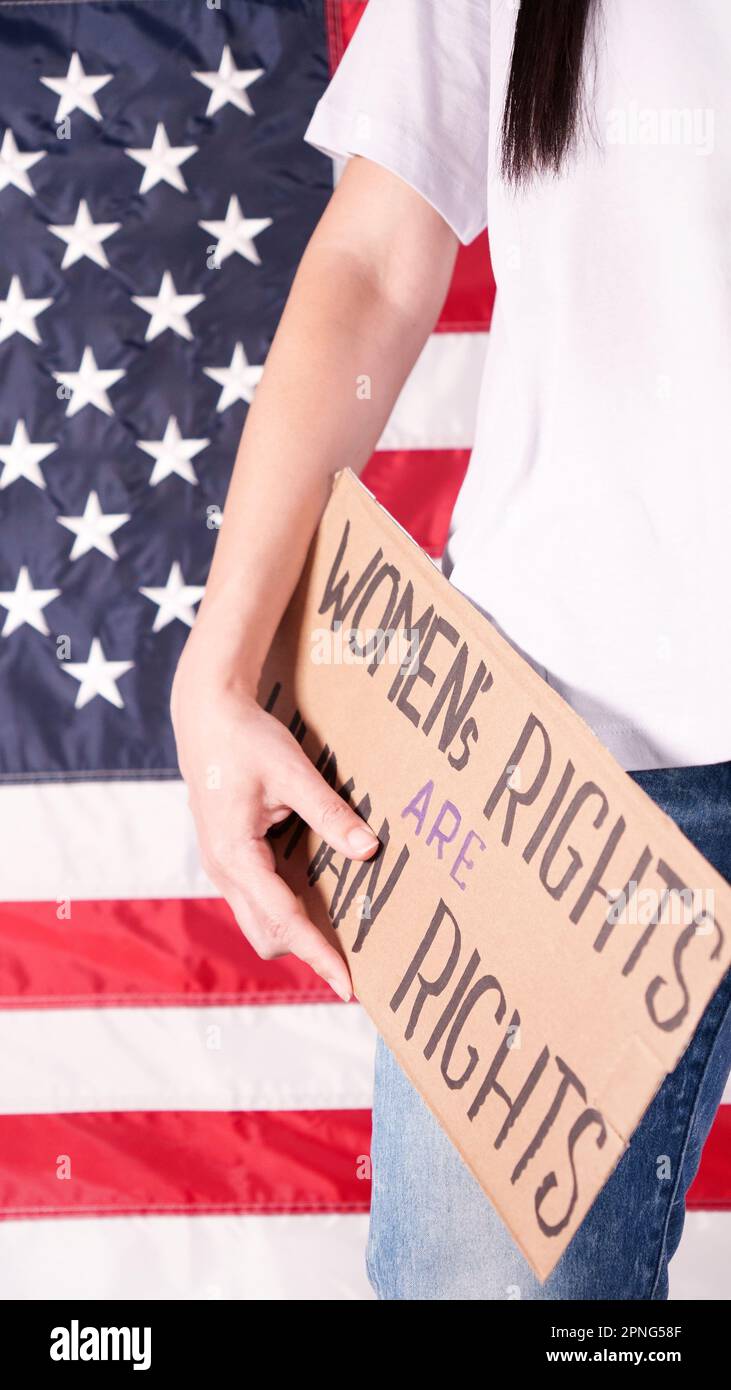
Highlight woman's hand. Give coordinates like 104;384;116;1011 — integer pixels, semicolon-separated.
171;658;379;1003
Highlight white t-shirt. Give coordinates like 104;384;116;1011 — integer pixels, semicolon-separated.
304;0;731;772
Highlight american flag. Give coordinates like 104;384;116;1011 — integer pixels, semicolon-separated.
0;0;727;1300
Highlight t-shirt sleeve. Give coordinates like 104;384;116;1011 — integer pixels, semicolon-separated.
304;0;491;246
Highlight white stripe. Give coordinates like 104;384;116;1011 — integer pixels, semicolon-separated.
0;780;211;900
0;1003;376;1113
377;332;486;451
0;1213;374;1300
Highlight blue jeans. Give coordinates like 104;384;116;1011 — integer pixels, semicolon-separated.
366;762;731;1300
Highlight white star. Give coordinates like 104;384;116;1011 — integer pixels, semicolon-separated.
204;341;264;412
62;637;133;710
199;194;271;267
140;562;205;631
132;271;204;342
0;566;60;638
57;490;129;561
54;346;125;417
0;420;57;490
125;122;197;194
137;416;209;486
192;45;264;117
0;129;46;197
40;51;112;123
0;276;53;345
48;199;120;270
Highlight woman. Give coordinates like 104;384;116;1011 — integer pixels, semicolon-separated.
172;0;731;1299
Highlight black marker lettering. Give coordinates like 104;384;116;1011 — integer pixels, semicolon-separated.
390;898;461;1041
511;1057;586;1184
539;782;609;901
570;815;626;925
483;715;552;847
523;760;575;864
534;1108;607;1237
441;974;507;1090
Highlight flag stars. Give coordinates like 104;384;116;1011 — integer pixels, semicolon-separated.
62;637;134;709
132;271;204;342
204;341;264;412
125;122;198;194
192;45;264;117
140;562;205;631
0;566;60;637
40;51;112;123
0;276;53;345
137;416;209;486
0;420;57;490
57;491;130;561
54;347;125;417
0;129;46;198
49;199;121;270
199;195;272;267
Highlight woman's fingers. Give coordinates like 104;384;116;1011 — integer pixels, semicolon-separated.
280;749;380;861
226;844;353;1002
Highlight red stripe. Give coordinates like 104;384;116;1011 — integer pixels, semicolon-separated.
362;449;470;556
0;1110;372;1217
688;1106;731;1210
0;899;336;1007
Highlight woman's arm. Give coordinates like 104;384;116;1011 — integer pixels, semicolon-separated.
171;156;458;1000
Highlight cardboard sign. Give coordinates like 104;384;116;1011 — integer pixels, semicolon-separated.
258;470;730;1281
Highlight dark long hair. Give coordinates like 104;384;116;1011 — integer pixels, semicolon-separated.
501;0;595;183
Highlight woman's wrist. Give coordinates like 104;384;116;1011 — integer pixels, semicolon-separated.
171;615;263;717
